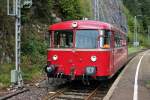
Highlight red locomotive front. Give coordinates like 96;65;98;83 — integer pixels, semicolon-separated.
45;20;127;81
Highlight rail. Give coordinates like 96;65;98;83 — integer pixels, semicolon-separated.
84;86;99;100
43;87;67;100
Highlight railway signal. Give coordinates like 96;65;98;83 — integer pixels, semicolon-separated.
7;0;32;88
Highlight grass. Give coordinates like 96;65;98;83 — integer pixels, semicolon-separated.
0;63;43;89
0;64;12;89
145;80;150;89
128;46;144;55
22;64;43;81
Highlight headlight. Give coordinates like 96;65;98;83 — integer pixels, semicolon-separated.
47;67;53;73
72;22;78;28
45;65;55;74
91;56;97;62
52;55;58;61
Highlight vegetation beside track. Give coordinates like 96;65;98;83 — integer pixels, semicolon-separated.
0;0;92;89
146;80;150;89
128;46;145;55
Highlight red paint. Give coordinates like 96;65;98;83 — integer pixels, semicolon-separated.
47;20;128;80
48;49;111;76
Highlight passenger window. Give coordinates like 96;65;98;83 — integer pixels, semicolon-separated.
115;34;120;48
122;35;127;46
115;33;124;48
99;30;111;49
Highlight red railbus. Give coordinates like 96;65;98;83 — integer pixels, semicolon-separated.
45;20;128;81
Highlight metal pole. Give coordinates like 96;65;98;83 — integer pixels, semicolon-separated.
15;0;23;87
8;0;32;88
94;0;97;20
97;0;100;20
99;0;105;22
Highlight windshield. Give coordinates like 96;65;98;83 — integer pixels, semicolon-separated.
54;30;73;48
76;30;99;49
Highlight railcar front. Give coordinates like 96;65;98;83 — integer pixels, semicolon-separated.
45;21;113;81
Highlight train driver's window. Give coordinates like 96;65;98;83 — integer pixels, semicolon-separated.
54;30;73;48
99;30;111;49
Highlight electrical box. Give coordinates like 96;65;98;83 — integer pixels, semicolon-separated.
11;70;18;83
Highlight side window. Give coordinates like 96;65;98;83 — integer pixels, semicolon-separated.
122;35;127;46
115;33;121;48
114;34;118;48
45;31;52;48
99;30;111;49
49;31;52;47
114;33;127;48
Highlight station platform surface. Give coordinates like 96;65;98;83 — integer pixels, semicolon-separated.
110;50;150;100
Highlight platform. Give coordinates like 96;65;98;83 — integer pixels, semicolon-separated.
104;50;150;100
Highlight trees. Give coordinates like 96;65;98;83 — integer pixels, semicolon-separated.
123;0;150;32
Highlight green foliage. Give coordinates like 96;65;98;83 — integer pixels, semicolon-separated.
123;2;150;47
123;0;150;32
56;0;82;20
79;0;93;18
128;47;143;54
22;64;42;81
0;64;12;87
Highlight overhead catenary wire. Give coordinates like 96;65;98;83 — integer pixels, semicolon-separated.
92;0;128;33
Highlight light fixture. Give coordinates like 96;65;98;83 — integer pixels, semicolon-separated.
72;22;78;28
91;56;97;62
52;55;58;61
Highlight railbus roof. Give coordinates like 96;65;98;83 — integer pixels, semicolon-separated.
49;20;126;35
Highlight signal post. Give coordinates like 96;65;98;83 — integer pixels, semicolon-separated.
7;0;32;88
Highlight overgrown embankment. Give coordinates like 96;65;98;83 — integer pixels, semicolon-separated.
0;0;92;88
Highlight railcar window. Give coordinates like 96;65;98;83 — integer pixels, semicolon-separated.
115;33;123;48
46;31;52;48
54;30;73;48
122;35;127;46
49;32;52;47
99;30;111;49
76;30;99;49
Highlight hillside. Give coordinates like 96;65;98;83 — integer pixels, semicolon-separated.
0;0;93;88
123;0;150;46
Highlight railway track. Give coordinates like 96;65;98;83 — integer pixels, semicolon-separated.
0;88;29;100
43;80;110;100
